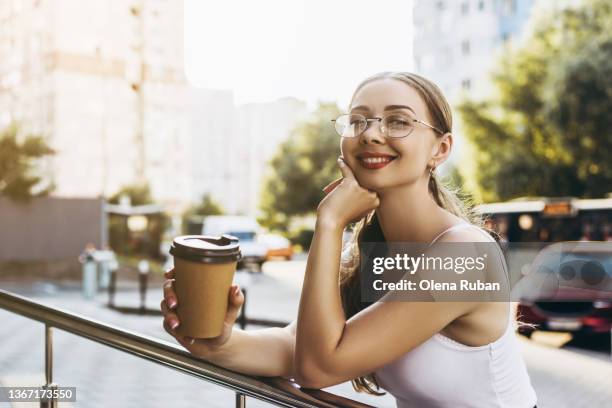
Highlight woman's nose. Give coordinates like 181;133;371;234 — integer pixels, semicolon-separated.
360;120;385;144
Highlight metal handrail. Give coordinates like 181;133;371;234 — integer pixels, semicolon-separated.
0;289;374;408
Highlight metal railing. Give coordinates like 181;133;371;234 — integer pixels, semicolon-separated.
106;269;291;329
0;289;374;408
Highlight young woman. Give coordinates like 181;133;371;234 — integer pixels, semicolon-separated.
161;72;538;408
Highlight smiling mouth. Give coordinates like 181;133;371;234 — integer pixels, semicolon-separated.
358;156;398;170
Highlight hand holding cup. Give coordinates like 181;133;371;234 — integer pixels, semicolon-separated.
161;267;245;358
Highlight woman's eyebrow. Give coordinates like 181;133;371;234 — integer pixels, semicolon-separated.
350;104;416;113
383;104;416;113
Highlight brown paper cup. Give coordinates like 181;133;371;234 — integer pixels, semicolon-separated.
173;257;237;338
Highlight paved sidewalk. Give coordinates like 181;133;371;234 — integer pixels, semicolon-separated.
1;259;610;407
0;271;396;407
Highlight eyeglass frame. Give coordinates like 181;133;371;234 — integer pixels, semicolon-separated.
331;112;445;138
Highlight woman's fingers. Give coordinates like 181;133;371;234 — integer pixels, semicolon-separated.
322;177;343;195
162;274;240;356
162;280;178;309
164;267;175;279
163;318;183;341
161;304;192;347
174;333;194;347
162;319;173;335
225;284;244;325
161;302;193;348
161;299;180;331
337;156;356;179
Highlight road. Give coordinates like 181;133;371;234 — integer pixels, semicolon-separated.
264;257;612;408
0;256;610;407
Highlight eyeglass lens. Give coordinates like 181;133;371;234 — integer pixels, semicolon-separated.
334;113;416;138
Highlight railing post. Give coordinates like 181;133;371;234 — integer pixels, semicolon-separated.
108;269;117;307
235;392;246;408
40;324;57;408
138;260;149;314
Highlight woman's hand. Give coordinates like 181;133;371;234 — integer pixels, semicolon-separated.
161;268;244;358
317;157;380;229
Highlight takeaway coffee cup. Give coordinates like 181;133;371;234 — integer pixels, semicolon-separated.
169;234;241;338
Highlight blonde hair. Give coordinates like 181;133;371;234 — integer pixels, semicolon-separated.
338;72;493;395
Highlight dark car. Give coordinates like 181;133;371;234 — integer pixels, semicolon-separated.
515;242;612;338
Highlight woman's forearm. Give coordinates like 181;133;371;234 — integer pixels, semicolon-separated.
295;218;346;374
202;325;295;378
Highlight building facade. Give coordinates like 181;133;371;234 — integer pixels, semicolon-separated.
413;0;538;101
1;0;313;218
0;0;191;210
189;89;307;216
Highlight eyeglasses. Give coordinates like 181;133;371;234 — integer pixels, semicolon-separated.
331;112;444;138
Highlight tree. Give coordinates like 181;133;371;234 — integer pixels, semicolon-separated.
547;36;612;196
0;122;55;201
457;0;612;201
108;183;153;205
259;102;342;231
182;193;225;234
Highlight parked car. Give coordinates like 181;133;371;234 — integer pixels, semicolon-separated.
516;241;612;338
202;215;268;272
257;233;293;261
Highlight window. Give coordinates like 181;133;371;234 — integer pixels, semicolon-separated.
503;0;516;14
461;79;471;90
436;1;445;10
461;40;470;55
478;0;485;10
461;1;469;14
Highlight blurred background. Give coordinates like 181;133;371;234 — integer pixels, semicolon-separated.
0;0;610;407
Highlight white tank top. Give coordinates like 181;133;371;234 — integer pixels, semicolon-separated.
374;223;537;408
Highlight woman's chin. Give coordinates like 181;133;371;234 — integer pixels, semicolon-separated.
356;175;409;193
355;177;386;192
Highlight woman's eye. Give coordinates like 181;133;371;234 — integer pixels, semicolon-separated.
387;117;410;127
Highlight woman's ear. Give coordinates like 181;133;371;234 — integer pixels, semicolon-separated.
430;132;453;164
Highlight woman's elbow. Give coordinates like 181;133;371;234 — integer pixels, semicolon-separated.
293;361;339;389
293;358;322;388
294;371;328;389
293;343;344;388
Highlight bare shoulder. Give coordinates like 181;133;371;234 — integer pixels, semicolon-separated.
434;224;509;344
437;223;496;243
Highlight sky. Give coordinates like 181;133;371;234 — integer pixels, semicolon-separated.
184;0;414;109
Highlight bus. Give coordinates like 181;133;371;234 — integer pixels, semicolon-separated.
474;196;612;243
474;196;612;338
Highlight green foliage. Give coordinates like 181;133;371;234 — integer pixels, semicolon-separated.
0;122;55;201
458;0;612;201
258;102;342;231
547;35;612;196
108;183;153;205
182;193;225;234
288;227;315;252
